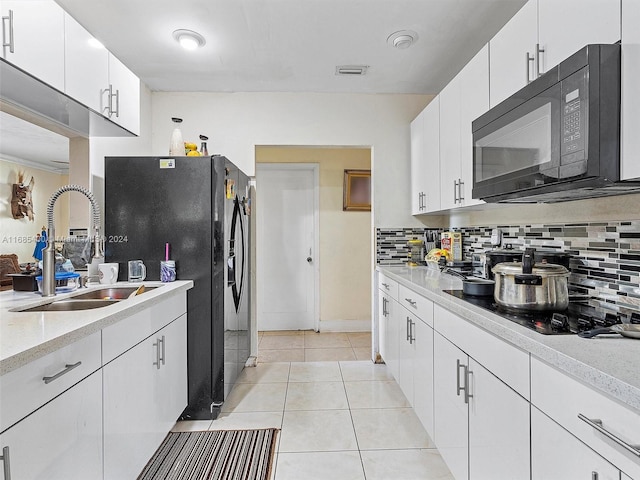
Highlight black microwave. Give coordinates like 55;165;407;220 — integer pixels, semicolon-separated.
472;44;638;203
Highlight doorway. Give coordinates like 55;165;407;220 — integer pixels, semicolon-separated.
256;163;319;331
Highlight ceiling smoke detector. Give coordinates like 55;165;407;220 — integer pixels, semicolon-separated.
335;65;369;76
387;30;418;50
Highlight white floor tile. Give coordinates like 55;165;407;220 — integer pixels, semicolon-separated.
274;451;365;480
210;411;283;430
285;381;349;411
345;380;411;409
304;332;351;348
260;335;305;350
351;408;435;450
360;448;455;480
221;382;288;413
305;347;356;362
339;361;394;382
236;362;291;384
279;410;358;452
289;361;342;382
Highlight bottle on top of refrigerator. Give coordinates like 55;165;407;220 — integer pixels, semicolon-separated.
169;117;184;156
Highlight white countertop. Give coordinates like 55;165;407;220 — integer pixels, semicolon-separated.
378;265;640;414
0;280;193;375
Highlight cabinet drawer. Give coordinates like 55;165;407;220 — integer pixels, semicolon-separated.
531;356;640;477
0;331;101;433
102;294;187;364
378;273;398;301
433;304;529;399
398;284;433;327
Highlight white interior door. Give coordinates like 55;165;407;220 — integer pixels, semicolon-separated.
256;163;318;331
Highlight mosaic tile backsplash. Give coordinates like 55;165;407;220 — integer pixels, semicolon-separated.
376;221;640;312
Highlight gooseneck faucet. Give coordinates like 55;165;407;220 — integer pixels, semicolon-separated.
41;185;103;297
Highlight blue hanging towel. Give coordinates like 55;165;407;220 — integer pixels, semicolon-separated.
33;229;47;261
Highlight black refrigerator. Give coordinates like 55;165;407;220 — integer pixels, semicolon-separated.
104;155;251;420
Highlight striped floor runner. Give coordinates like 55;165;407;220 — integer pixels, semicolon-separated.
138;429;279;480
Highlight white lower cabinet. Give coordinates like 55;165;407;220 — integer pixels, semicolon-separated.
434;331;469;480
103;314;187;480
398;309;417;404
531;407;621;480
433;304;530;480
0;371;103;479
413;316;434;435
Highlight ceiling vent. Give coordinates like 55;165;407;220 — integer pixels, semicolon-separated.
387;30;418;50
335;65;369;76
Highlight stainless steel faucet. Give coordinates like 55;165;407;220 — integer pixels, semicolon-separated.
41;185;103;297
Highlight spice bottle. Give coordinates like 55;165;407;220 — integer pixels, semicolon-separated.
199;135;209;156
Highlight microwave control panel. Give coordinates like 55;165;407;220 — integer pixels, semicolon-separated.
561;68;588;168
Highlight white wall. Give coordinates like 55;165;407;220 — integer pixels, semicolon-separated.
151;92;430;229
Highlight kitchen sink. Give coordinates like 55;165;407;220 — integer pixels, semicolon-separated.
20;299;121;312
72;286;157;300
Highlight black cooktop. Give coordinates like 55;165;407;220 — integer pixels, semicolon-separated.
443;289;623;335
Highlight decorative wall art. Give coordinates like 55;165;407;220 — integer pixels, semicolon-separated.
343;169;371;211
11;171;35;221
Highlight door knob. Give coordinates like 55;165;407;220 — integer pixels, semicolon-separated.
307;257;312;263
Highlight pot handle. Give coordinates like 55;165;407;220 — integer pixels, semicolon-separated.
522;248;535;274
514;274;543;285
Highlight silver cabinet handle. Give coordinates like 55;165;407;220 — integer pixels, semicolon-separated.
591;472;598;480
102;84;119;117
406;317;411;341
113;87;120;118
526;51;535;83
453;179;458;204
382;297;388;317
160;335;166;365
404;298;417;307
464;366;473;404
1;446;11;480
42;361;82;384
409;320;415;344
456;359;465;397
535;43;545;78
458;179;464;202
153;337;162;369
381;282;390;290
2;10;14;54
578;414;640;457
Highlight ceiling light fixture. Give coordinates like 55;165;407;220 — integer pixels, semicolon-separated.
387;30;418;50
172;29;206;51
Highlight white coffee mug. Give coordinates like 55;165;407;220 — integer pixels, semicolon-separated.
98;263;119;284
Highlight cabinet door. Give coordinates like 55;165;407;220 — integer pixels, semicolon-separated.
0;371;102;480
538;0;621;74
413;317;434;436
64;12;109;113
0;0;65;91
103;334;163;479
468;358;530;480
439;75;461;211
489;0;537;107
378;291;389;361
108;53;140;135
155;314;188;432
410;110;426;215
385;297;400;381
458;44;488;207
398;309;416;405
433;332;469;480
622;0;640;180
423;97;441;212
531;407;621;480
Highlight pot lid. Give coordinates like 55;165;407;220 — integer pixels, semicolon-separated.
492;262;569;276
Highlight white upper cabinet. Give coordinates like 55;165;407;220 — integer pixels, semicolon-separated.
107;53;141;135
621;0;640;180
410;97;441;214
64;13;109;114
489;0;537;107
490;0;621;108
1;0;65;92
439;74;461;211
538;0;621;73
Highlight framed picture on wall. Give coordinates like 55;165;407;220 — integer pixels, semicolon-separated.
343;169;371;211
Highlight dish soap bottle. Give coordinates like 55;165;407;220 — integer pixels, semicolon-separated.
199;135;209;156
169;117;184;155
